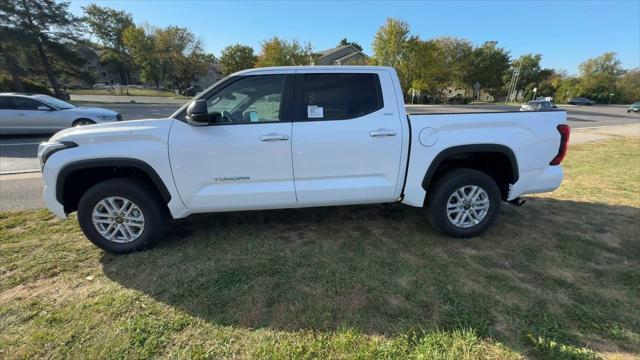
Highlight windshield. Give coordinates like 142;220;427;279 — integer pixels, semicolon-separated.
35;95;75;109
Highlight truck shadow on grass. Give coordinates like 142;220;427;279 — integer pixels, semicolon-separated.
100;197;640;357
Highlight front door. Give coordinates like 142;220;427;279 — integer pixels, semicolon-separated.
291;71;404;206
169;74;297;211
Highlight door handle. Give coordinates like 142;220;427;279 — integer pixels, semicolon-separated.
260;133;289;141
369;129;397;137
18;113;25;116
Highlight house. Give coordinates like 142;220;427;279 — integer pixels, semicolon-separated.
311;45;368;65
193;63;224;89
76;47;140;86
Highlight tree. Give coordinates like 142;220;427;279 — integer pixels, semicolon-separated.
0;0;86;98
154;26;209;89
256;37;311;67
123;24;162;87
219;44;256;75
578;52;624;102
83;3;135;84
617;69;640;103
464;41;510;98
507;53;553;98
432;37;473;87
338;38;363;51
371;18;411;69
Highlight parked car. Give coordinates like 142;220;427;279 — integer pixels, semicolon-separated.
520;100;558;111
0;93;122;135
92;83;109;89
627;102;640;113
39;66;569;253
568;97;595;106
184;86;202;97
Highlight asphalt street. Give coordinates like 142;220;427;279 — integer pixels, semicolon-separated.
0;101;638;212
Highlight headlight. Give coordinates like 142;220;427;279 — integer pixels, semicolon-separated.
97;115;118;121
38;141;78;168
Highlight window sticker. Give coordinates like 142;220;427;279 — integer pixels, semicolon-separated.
307;105;324;118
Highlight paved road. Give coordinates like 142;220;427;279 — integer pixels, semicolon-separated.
3;102;636;174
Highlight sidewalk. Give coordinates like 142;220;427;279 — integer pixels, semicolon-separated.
571;123;640;144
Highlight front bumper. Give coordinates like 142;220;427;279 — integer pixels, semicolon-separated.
43;183;67;219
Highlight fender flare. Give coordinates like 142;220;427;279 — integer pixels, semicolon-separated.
56;158;172;204
421;144;519;190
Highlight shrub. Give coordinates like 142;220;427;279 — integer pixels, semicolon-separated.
0;76;53;95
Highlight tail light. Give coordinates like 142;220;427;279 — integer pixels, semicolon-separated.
550;124;570;165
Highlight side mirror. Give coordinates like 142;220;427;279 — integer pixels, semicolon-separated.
186;100;209;125
37;105;51;111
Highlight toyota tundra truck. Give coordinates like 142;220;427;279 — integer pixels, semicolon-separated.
38;66;569;253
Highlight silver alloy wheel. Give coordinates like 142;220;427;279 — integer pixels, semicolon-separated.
446;185;490;228
92;196;145;243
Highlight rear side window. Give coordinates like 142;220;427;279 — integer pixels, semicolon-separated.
0;97;9;110
301;73;383;120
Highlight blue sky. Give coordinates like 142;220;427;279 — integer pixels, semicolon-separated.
69;0;639;74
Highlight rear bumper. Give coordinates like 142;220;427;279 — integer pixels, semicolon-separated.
508;166;563;200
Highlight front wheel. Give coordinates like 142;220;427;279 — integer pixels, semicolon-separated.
77;178;167;253
73;118;95;126
425;169;501;238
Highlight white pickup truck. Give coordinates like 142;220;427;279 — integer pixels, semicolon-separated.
39;66;569;253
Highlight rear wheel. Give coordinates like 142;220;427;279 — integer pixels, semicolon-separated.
426;169;501;238
77;178;167;253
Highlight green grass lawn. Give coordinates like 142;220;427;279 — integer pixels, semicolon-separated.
1;139;639;359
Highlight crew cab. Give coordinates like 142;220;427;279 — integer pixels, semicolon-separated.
39;66;569;253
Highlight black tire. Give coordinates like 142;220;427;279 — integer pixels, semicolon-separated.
77;178;167;253
425;169;501;238
73;118;95;126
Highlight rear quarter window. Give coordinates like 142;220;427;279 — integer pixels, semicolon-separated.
301;73;383;120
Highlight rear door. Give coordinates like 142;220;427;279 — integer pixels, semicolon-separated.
291;70;404;205
169;74;298;211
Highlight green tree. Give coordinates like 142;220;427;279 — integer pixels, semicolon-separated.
155;26;209;89
465;41;510;98
122;24;162;87
432;37;473;87
0;0;86;98
219;44;256;75
578;52;624;102
256;37;311;67
371;18;411;69
83;3;135;84
507;53;554;99
338;38;363;51
617;69;640;103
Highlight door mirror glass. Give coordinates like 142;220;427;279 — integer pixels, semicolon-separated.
186;100;210;125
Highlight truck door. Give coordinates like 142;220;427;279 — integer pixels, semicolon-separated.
169;74;298;211
291;71;404;206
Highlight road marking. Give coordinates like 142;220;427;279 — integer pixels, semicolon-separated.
0;142;41;146
573;124;640;130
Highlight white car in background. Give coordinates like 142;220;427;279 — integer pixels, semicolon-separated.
0;93;122;135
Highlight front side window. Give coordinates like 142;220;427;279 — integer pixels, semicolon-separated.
0;97;10;110
205;75;287;124
35;95;75;109
302;73;383;120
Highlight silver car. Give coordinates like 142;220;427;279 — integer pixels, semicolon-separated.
0;93;122;135
520;100;558;112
